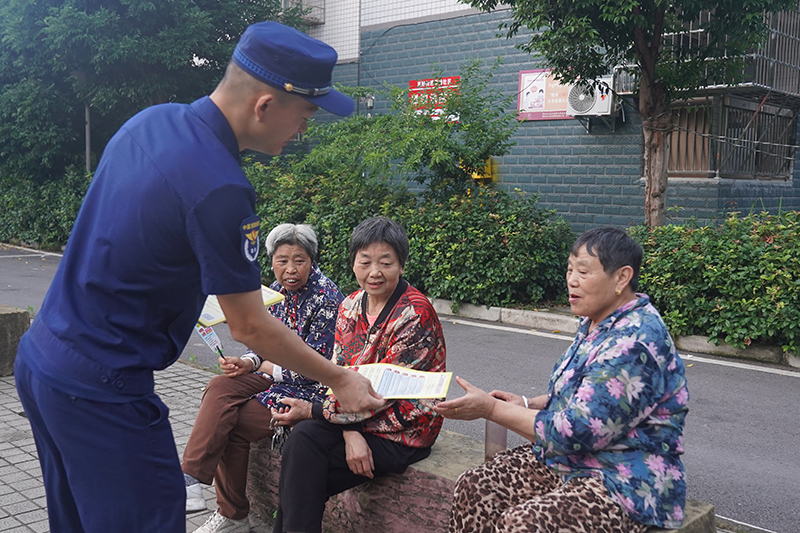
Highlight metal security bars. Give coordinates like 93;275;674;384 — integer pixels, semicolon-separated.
669;104;712;178
716;100;797;179
749;10;800;99
616;9;800;98
282;0;325;26
668;99;798;180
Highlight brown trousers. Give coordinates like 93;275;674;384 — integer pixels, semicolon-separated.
181;373;274;520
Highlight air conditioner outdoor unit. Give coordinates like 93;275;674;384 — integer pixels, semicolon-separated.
566;76;615;117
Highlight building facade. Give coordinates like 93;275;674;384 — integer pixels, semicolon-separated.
293;1;800;231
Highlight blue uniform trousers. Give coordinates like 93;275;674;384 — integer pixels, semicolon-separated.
15;357;184;533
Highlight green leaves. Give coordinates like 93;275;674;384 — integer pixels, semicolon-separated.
245;58;570;303
400;188;575;306
0;168;92;248
301;59;518;204
630;212;800;354
0;0;307;182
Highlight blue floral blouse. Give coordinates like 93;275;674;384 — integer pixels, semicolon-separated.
253;263;343;409
533;294;689;528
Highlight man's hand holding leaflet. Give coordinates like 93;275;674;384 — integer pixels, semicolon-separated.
217;290;384;413
349;363;452;399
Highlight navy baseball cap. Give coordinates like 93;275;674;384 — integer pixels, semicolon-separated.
232;22;354;116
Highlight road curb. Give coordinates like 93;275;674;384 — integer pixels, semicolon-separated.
430;298;798;368
675;336;788;366
431;298;579;335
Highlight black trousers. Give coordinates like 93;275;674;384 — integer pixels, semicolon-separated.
273;419;430;533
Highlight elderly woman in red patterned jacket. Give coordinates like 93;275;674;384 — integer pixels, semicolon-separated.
270;216;447;533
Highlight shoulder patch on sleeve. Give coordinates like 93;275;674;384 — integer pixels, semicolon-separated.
241;215;261;262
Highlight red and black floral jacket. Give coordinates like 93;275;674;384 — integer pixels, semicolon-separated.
316;280;446;449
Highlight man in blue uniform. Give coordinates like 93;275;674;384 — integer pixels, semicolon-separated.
14;22;383;533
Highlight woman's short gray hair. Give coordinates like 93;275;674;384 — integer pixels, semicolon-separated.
265;224;318;262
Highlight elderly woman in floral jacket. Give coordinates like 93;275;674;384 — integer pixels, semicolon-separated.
183;223;344;533
436;227;688;533
270;216;447;533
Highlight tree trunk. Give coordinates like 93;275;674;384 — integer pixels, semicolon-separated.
642;114;673;226
638;76;673;227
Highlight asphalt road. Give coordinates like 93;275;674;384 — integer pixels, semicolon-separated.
2;243;798;532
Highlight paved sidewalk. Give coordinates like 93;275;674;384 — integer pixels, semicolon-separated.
0;360;759;533
0;361;273;533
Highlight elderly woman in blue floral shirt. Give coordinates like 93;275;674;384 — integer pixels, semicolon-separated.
436;227;688;533
182;224;344;533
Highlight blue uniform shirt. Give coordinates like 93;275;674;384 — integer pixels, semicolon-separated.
18;97;262;402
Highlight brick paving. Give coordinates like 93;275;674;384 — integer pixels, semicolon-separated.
0;361;740;533
0;361;273;532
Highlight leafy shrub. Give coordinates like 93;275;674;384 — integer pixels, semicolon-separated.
630;211;800;354
246;159;414;295
399;187;574;307
299;58;519;203
247;160;574;306
0;168;91;248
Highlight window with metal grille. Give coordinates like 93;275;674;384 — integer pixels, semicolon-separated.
282;0;325;26
669;98;797;180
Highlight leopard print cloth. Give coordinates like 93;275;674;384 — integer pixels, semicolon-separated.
449;445;649;533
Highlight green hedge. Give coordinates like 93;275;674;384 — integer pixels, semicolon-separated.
4;164;800;355
398;187;574;307
630;212;800;354
247;161;574;305
0;169;91;249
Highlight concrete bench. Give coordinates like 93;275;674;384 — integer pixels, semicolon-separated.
246;428;714;533
0;304;29;376
247;430;483;533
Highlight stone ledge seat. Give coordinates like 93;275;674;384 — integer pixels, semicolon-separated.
246;429;714;533
0;304;29;377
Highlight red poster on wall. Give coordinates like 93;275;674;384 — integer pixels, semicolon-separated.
518;69;570;121
409;76;460;121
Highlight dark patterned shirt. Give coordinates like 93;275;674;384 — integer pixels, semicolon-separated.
253;264;343;409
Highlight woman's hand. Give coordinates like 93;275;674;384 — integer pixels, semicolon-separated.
343;430;374;478
270;398;312;426
218;356;253;377
434;376;496;421
489;390;525;407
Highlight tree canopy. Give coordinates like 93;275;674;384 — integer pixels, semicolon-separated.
0;0;307;182
465;0;797;225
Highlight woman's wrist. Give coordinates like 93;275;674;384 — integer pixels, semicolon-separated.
240;353;261;373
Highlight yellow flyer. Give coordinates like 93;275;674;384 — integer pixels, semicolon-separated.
197;285;284;327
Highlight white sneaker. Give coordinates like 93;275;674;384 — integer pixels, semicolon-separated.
193;510;250;533
186;482;207;512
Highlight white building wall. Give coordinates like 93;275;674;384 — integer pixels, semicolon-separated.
306;0;361;63
361;0;465;27
308;0;469;63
